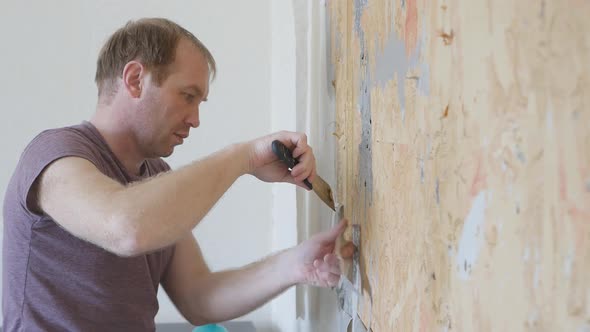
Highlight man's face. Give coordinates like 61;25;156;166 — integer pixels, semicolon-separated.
134;38;210;158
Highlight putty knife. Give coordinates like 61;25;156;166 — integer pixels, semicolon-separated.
271;140;335;211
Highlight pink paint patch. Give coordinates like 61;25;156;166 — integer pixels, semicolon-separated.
404;0;418;57
568;206;590;220
397;143;410;155
470;152;487;197
419;298;432;332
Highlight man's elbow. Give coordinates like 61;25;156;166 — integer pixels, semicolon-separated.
187;315;212;327
105;213;147;257
111;234;144;258
185;308;220;327
181;297;218;326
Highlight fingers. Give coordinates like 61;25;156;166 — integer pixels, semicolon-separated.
274;131;308;155
313;254;341;274
291;151;315;188
291;151;315;180
319;272;340;287
313;254;341;287
316;219;348;243
291;133;308;158
276;132;315;189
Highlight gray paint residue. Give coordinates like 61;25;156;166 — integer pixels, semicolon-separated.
355;0;374;207
358;57;374;205
372;18;430;121
456;191;488;280
354;0;369;33
352;1;432;208
515;145;527;163
419;156;425;183
417;60;430;96
435;177;440;204
421;140;432;185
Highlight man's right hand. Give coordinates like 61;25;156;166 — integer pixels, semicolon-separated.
246;131;316;190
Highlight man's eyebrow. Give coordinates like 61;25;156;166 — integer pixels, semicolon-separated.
185;85;207;101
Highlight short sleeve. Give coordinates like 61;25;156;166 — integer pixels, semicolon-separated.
14;128;102;215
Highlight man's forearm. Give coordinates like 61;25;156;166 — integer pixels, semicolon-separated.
188;248;299;323
112;143;250;255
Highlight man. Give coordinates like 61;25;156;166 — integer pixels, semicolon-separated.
2;18;353;331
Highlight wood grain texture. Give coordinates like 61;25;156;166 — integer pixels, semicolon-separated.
328;0;590;330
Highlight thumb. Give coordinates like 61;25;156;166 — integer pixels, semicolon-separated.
317;219;347;243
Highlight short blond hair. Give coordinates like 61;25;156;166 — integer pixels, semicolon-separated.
95;18;216;98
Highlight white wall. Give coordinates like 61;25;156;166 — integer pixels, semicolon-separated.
290;1;342;331
269;1;340;330
269;2;298;332
0;1;282;330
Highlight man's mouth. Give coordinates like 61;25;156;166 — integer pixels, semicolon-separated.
175;132;189;139
173;133;186;144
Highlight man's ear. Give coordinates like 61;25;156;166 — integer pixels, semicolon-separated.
122;61;144;98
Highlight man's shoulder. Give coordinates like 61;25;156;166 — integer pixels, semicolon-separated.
24;122;91;151
3;123;97;223
15;121;105;183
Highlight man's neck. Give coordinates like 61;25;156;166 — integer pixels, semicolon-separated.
90;107;145;176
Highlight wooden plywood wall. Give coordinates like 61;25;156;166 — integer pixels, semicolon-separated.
328;0;590;330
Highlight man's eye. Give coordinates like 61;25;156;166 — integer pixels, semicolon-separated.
183;93;195;103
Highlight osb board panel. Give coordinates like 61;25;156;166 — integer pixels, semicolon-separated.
328;0;590;331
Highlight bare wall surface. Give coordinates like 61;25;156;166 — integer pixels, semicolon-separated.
328;0;590;330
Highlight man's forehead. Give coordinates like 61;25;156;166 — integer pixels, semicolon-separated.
169;41;210;95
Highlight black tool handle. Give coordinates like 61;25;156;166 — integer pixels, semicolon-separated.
271;140;313;190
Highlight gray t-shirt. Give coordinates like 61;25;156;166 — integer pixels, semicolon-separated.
3;121;176;331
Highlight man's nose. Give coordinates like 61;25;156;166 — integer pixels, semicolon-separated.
186;107;200;128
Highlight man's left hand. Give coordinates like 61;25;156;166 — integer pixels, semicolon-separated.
288;219;355;287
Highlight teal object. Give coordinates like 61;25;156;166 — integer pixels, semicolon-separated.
192;324;228;332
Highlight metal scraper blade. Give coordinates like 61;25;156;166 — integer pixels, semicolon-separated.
334;205;360;316
312;174;335;211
